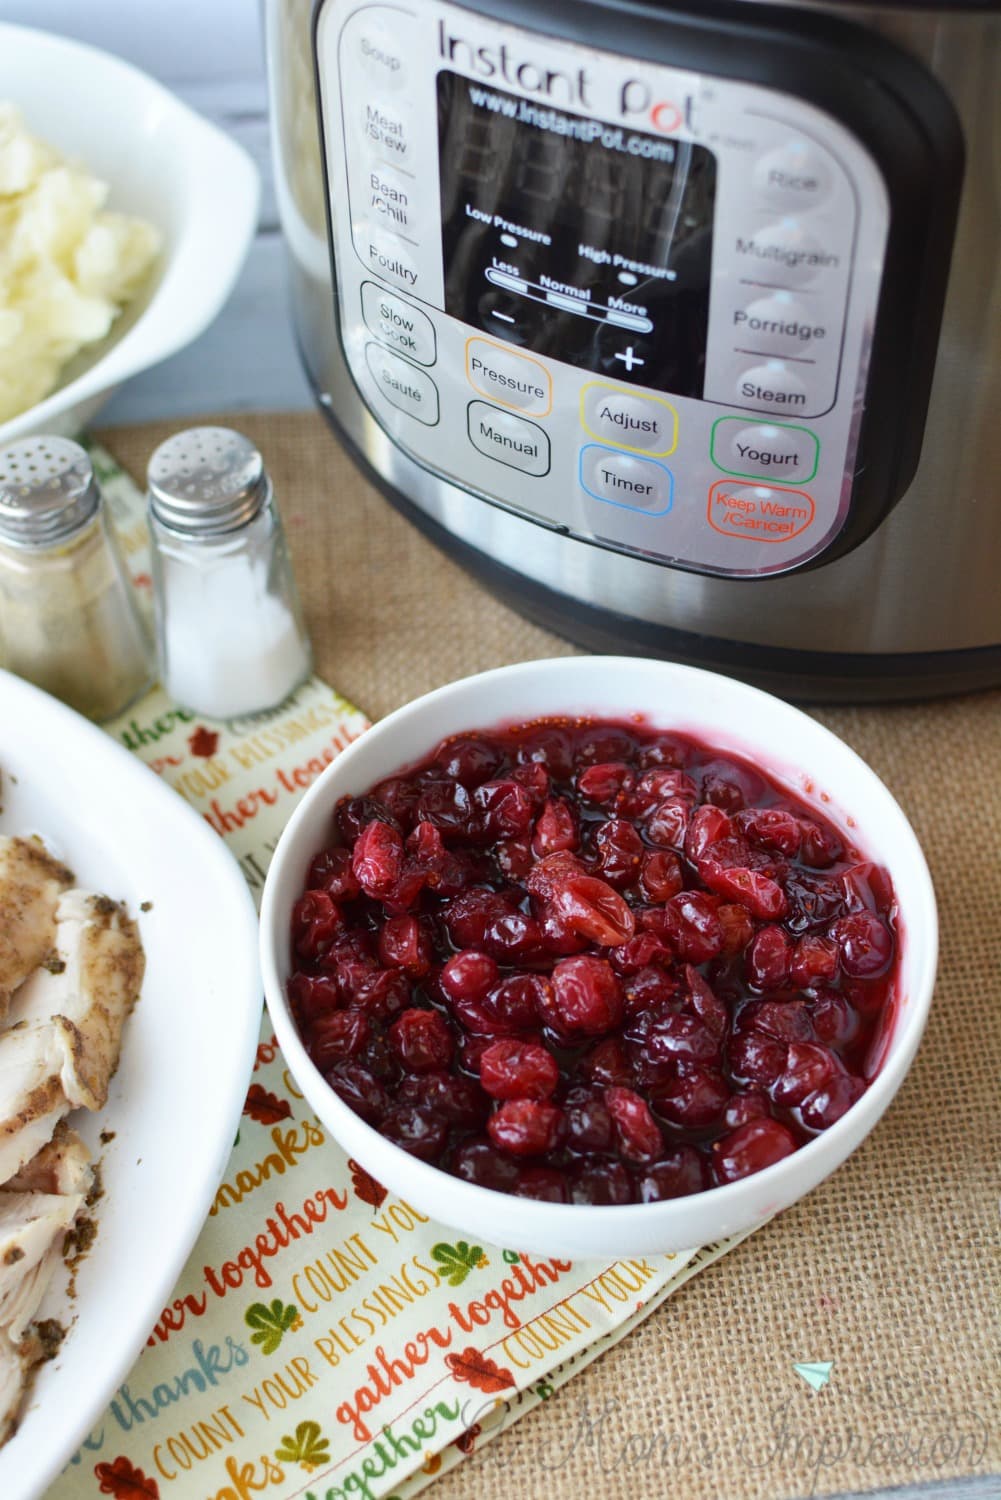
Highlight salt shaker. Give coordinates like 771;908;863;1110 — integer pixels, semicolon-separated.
147;427;312;718
0;437;153;721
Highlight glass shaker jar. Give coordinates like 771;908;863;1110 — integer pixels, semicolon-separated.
0;437;153;721
147;427;312;718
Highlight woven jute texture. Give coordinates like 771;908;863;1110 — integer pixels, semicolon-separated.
99;411;1000;1500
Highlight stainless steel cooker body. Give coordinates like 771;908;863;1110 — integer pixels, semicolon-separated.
267;0;1000;699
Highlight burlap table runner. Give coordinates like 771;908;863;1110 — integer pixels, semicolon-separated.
97;410;1000;1500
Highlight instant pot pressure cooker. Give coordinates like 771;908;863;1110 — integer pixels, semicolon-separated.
266;0;1000;699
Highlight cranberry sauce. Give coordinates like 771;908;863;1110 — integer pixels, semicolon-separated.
287;718;898;1205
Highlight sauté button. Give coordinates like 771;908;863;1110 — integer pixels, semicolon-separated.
735;361;810;413
361;283;436;365
365;343;439;424
580;445;673;515
467;402;550;476
466;338;552;416
752;141;833;212
580;383;678;456
711;417;819;483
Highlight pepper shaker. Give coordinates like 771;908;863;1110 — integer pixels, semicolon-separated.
147;427;312;718
0;437;153;721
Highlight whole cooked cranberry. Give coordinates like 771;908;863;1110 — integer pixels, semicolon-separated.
512;761;550;806
645;891;724;963
723;1092;771;1130
772;1040;843;1108
452;1136;520;1191
610;932;670;976
378;915;432;976
352;820;404;899
415;778;474;836
348;967;411;1021
575;726;636;766
712;1118;798;1184
551;875;635;947
570;1160;633;1205
685;965;729;1040
288;971;340;1024
747;925;792;990
639;849;684;902
647;798;690;849
637;1147;710;1201
483;910;544;963
474;779;534;839
532;797;579;856
440;949;499;1004
336;795;399;844
451;995;525;1037
372;777;420;828
495;838;533;880
577;761;635;805
595;819;645;887
388;1008;454;1073
564;1089;615;1153
717;902;755;955
701;863;788;920
650;1063;730;1129
810;990;858;1046
396;1071;488;1128
783;871;850;933
751;998;814;1042
578;1037;634;1088
515;1168;570;1203
636;734;687;769
380;1106;448;1161
480;1039;559;1101
700;757;765;812
791;933;839;987
443;889;518;949
309;1009;369;1069
515;726;575;779
799;820;845;868
537;905;589;957
622;964;678;1019
727;1029;787;1089
486;974;550;1030
292;891;345;961
526;848;586;900
487;1099;565;1157
684;804;731;863
800;1074;865;1130
604;1086;664;1163
639;767;698;805
434;736;503;787
829;912;894;977
325;1061;389;1124
645;1012;722;1065
308;848;361;901
543;955;624;1038
842;862;894;915
737;807;802;857
457;1032;506;1073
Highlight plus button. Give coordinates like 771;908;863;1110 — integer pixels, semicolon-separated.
613;345;645;372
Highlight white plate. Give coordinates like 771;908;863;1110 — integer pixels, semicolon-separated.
0;670;261;1500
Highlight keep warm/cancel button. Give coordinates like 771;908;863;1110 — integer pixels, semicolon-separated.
707;480;815;542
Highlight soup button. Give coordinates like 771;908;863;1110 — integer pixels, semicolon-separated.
711;417;819;483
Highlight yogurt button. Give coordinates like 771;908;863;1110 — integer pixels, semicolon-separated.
753;141;834;211
712;418;819;482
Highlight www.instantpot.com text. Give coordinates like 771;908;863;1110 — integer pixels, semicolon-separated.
466;83;678;161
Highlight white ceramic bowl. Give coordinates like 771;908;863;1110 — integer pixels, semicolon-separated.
260;658;937;1257
0;23;259;445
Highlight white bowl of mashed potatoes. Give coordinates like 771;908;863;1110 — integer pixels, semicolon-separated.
0;23;259;443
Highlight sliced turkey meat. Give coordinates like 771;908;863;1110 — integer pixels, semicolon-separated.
0;838;74;1017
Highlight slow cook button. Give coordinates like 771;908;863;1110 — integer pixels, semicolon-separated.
466;338;552;416
731;292;829;358
752;141;834;212
361;282;436;365
580;445;674;515
735;360;810;414
580;382;678;457
711;416;819;482
365;343;439;425
707;480;815;543
467;401;550;476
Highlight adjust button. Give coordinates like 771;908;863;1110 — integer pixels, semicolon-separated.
362;282;436;365
580;445;673;515
467;401;550;476
365;343;439;425
466;337;552;416
711;417;819;483
580;383;678;457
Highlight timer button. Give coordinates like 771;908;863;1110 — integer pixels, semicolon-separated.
734;361;809;415
581;383;678;457
733;219;843;289
580;445;674;516
752;142;833;212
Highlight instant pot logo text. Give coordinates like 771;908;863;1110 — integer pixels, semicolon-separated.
437;23;693;133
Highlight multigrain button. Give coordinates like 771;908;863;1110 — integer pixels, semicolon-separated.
365;343;439;424
580;383;678;456
752;141;833;212
361;283;436;365
731;292;828;358
580;445;673;515
363;228;419;290
711;417;819;483
467;402;550;476
466;337;551;416
734;219;841;289
360;98;414;165
735;361;809;413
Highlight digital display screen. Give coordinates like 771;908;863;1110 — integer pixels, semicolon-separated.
437;71;717;395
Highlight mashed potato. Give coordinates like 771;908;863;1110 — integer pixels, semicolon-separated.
0;104;161;423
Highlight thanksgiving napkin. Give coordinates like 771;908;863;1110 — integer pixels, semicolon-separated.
45;446;748;1500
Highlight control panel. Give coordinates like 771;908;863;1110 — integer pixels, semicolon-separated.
315;0;891;577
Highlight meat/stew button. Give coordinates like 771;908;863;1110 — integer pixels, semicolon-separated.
465;338;552;417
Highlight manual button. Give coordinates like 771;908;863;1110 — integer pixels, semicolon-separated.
365;344;438;425
580;382;677;457
580;445;673;515
467;402;550;476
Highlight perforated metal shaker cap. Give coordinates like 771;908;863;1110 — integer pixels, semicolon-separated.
147;427;269;535
0;436;101;547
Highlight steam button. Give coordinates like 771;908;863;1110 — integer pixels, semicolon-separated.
735;361;810;415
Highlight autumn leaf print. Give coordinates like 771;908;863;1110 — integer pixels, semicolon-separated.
94;1457;160;1499
245;1298;302;1355
454;1423;482;1454
243;1084;293;1124
431;1240;489;1286
188;726;219;757
348;1158;387;1208
445;1347;516;1394
274;1420;331;1472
